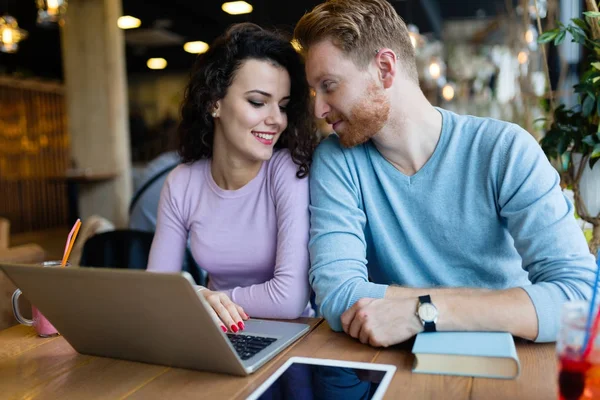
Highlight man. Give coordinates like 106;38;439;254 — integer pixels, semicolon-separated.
129;150;180;232
130;109;182;231
294;0;596;347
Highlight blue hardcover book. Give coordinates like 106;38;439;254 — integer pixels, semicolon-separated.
411;332;521;379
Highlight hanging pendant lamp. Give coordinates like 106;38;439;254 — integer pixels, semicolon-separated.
36;0;68;26
0;14;28;54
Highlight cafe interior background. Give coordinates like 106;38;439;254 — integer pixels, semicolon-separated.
0;0;590;328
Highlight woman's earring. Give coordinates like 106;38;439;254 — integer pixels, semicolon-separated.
212;111;217;118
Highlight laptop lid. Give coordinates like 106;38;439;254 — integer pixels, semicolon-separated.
0;263;248;375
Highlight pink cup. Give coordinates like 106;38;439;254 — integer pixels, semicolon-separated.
11;260;68;337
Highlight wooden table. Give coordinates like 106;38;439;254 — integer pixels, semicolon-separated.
0;319;558;399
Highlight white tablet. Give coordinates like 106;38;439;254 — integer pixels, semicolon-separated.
247;357;397;400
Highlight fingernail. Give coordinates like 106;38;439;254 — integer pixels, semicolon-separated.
238;321;245;330
221;325;227;333
244;313;249;319
231;324;238;333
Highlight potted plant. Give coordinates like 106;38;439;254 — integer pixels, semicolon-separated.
538;4;600;254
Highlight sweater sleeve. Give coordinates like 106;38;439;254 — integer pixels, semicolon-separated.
497;127;597;342
227;152;311;319
308;137;388;331
146;166;189;274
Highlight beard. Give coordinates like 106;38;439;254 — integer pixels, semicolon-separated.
333;82;391;148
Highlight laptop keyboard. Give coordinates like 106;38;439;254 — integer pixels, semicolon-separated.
227;334;277;360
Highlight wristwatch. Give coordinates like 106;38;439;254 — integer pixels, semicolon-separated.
416;295;438;332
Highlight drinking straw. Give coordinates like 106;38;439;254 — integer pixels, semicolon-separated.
60;219;81;267
582;251;600;359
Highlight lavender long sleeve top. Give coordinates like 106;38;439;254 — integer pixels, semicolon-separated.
147;150;311;319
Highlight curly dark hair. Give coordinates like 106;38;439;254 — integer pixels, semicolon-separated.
178;23;316;178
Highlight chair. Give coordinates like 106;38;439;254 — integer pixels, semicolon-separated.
79;229;204;285
0;217;46;264
68;214;115;266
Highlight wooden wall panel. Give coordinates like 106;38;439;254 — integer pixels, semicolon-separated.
0;77;70;233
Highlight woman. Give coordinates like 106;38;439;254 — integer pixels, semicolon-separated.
147;23;316;334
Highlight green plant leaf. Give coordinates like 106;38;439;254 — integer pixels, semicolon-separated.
573;32;586;45
574;83;592;94
538;30;559;44
592;62;600;71
582;68;597;83
591;145;600;169
554;30;567;45
587;89;596;100
557;136;569;155
592;71;600;80
583;95;595;117
569;26;587;45
583;134;596;147
584;11;600;18
572;18;590;32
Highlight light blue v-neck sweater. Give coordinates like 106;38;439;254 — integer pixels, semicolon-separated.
308;107;596;342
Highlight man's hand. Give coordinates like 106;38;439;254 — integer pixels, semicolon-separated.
340;298;423;347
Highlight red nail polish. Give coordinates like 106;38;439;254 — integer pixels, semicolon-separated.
238;321;245;330
221;325;227;333
244;313;249;319
231;324;238;333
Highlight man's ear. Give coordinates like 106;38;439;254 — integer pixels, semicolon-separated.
375;48;397;89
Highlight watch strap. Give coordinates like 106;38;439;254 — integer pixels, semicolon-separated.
423;321;436;332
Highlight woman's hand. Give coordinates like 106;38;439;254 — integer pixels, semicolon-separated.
197;288;249;333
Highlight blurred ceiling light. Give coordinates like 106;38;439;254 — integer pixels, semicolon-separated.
0;15;28;54
428;61;442;80
184;41;209;54
147;58;167;70
291;39;302;52
409;34;417;48
407;24;425;49
518;51;529;64
525;29;534;44
441;83;456;101
423;56;446;86
118;16;141;30
222;1;253;15
528;0;547;19
525;25;538;51
36;0;68;25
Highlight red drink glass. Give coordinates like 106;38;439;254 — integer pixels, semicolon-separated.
558;301;600;400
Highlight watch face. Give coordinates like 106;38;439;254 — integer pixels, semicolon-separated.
418;303;438;322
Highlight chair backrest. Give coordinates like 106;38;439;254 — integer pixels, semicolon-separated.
129;162;179;215
79;230;202;284
0;217;10;250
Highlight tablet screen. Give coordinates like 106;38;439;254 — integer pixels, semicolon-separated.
253;362;389;399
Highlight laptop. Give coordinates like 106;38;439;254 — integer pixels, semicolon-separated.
0;262;310;376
